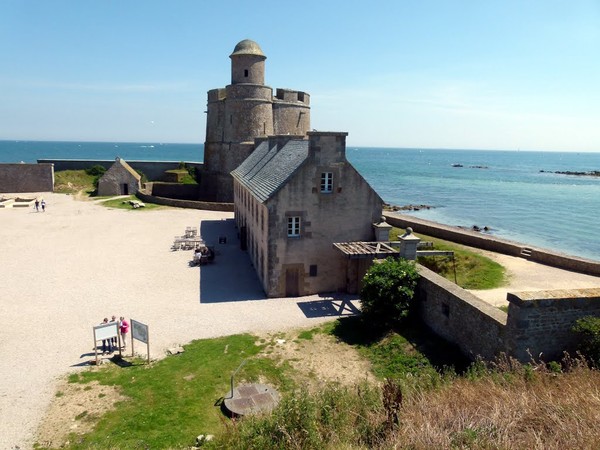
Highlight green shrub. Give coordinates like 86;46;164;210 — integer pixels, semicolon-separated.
85;165;106;177
572;316;600;366
359;257;419;329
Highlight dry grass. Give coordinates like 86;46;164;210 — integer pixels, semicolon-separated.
213;355;600;450
388;356;600;449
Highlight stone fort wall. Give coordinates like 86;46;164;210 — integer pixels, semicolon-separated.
416;265;600;362
136;190;233;212
37;159;203;182
0;163;54;193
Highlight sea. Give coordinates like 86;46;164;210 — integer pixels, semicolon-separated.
2;140;599;262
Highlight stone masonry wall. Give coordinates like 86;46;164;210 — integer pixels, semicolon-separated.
416;265;600;362
0;163;54;193
150;183;201;200
136;190;233;212
505;289;600;361
37;160;203;182
416;265;507;360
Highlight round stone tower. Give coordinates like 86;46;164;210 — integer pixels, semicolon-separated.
202;39;310;202
224;39;274;144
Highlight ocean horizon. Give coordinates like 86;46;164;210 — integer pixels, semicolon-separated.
1;139;599;262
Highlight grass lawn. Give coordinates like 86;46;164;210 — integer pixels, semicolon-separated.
99;195;164;210
390;227;506;290
53;170;96;195
58;334;294;449
50;320;461;449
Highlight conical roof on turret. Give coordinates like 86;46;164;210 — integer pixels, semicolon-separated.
230;39;266;58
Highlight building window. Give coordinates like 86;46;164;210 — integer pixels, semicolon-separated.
320;172;333;193
287;217;301;237
309;265;317;277
244;69;248;77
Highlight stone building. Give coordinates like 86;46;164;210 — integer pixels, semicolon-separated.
97;157;141;196
232;132;383;297
203;39;311;202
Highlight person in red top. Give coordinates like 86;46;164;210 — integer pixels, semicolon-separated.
119;317;130;349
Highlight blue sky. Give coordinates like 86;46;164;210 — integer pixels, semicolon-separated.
1;1;599;151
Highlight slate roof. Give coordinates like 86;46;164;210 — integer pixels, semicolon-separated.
231;139;309;202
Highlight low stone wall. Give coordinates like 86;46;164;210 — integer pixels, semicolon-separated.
505;288;600;361
416;265;507;360
136;190;233;212
37;159;203;182
384;212;600;277
0;163;54;193
150;182;201;200
416;265;600;362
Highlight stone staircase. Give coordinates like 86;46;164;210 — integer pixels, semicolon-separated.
520;247;533;258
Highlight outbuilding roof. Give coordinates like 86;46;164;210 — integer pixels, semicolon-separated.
231;139;308;202
115;157;141;180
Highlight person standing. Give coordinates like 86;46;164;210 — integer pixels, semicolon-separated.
100;318;110;354
119;317;129;349
34;198;39;212
110;315;118;352
41;199;46;212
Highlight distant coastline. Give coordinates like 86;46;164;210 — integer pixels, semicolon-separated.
540;169;600;177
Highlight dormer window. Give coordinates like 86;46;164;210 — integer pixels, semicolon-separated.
320;172;333;193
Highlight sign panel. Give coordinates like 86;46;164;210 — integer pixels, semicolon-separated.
131;319;149;344
94;322;118;341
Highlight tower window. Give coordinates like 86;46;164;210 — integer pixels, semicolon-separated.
320;172;333;193
244;69;248;77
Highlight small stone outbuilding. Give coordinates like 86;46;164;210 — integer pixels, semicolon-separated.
97;157;141;196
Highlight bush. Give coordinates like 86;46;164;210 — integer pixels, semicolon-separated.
85;165;106;177
360;257;419;329
572;316;600;366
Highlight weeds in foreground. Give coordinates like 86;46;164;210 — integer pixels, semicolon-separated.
211;354;600;450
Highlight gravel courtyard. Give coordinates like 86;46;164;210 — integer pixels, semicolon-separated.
0;194;359;449
1;193;598;449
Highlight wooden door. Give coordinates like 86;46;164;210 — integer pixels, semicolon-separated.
285;268;300;297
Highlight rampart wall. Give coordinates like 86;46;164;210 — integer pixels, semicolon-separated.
416;266;507;360
37;159;203;182
416;265;600;362
149;183;201;201
0;163;54;193
505;289;600;361
384;212;600;276
136;190;233;212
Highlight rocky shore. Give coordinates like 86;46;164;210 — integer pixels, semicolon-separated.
384;203;434;212
540;169;600;177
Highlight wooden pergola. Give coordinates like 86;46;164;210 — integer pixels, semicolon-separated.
333;241;399;259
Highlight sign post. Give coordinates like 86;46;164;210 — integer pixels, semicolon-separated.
131;319;150;364
92;322;120;365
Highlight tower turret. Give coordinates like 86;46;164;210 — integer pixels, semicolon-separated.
230;39;266;85
201;39;310;203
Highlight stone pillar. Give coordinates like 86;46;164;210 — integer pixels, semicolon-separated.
372;217;392;242
398;227;421;260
